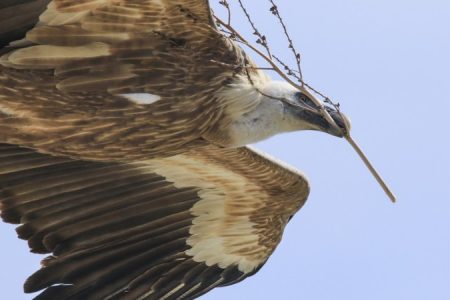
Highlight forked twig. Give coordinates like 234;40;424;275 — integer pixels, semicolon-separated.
268;1;303;83
218;0;231;25
272;55;331;101
237;0;272;58
221;1;334;104
214;16;340;133
216;1;396;203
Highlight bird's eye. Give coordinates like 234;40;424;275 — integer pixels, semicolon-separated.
294;92;317;108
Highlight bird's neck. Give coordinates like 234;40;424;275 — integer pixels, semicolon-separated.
203;77;303;147
224;96;302;147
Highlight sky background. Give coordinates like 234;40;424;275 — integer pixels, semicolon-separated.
1;0;450;299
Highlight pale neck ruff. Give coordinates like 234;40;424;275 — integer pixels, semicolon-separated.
215;77;301;147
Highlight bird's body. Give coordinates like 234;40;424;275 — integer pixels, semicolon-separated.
0;1;347;299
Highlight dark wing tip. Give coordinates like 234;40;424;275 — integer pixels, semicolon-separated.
0;0;49;49
1;143;263;299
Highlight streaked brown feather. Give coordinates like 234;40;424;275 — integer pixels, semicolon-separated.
0;0;50;48
0;143;308;299
0;0;257;160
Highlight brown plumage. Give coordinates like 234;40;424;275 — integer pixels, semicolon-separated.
0;1;346;299
0;0;259;160
0;143;309;299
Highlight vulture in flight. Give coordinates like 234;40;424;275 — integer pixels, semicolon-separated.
0;0;349;299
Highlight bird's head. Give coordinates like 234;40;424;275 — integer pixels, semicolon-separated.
260;81;351;138
258;81;395;203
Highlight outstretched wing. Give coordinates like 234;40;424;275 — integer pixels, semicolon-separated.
0;143;309;300
0;1;259;160
2;0;222;91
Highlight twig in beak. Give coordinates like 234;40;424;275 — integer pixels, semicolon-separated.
345;134;396;203
215;7;394;203
213;17;341;133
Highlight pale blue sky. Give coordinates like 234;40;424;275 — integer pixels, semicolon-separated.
1;1;449;299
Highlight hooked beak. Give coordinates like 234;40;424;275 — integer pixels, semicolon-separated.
296;106;349;137
286;93;351;137
325;107;351;137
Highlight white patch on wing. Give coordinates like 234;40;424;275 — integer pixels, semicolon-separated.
0;104;16;116
121;93;162;105
140;153;269;274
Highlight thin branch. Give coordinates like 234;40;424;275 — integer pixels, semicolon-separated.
272;55;301;80
218;0;231;25
235;1;340;111
251;67;276;71
215;17;300;89
237;0;272;59
269;1;303;83
272;54;336;106
214;16;340;132
345;135;397;203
